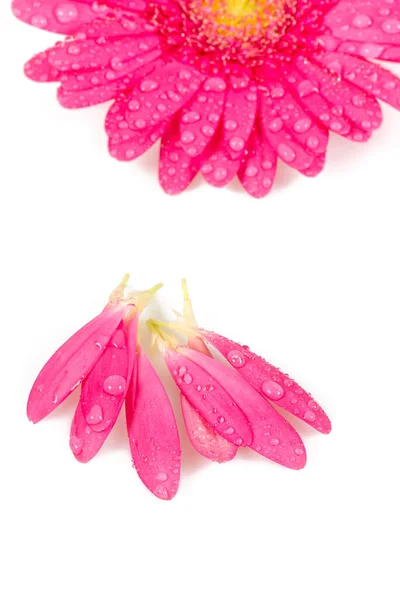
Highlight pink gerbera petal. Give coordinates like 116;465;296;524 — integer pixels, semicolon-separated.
164;348;253;447
204;331;331;435
27;305;127;424
12;0;98;34
126;347;181;501
222;81;257;160
238;125;277;198
182;348;307;470
159;118;201;194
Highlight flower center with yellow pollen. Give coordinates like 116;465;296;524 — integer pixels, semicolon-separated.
189;0;297;52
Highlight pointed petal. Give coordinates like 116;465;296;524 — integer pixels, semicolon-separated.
295;56;382;137
159;118;201;194
126;348;181;500
70;316;137;462
125;62;204;132
201;142;242;188
106;93;165;160
24;50;62;82
27;305;126;423
317;52;400;111
164;349;253;447
222;82;257;160
179;77;226;158
183;348;307;470
12;0;97;34
204;331;331;435
182;336;237;463
238;125;277;198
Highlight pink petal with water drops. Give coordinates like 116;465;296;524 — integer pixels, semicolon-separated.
200;130;242;188
24;50;62;83
317;52;400;111
12;0;98;34
325;1;400;46
126;347;181;501
46;34;160;73
204;331;331;435
183;348;307;470
106;94;166;161
222;82;257;160
285;65;355;140
27;305;127;424
57;50;161;108
295;56;382;137
260;85;315;174
238;126;277;198
125;62;204;132
164;348;253;447
181;335;237;463
179;77;226;158
70;315;137;462
159;119;201;194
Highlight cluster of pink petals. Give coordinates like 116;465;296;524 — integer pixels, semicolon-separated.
12;0;400;197
28;280;181;500
28;278;331;499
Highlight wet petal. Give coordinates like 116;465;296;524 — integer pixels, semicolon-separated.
238;125;277;198
179;76;226;158
125;62;204;132
126;348;181;500
184;348;307;470
295;56;382;137
106;94;165;161
204;331;331;435
164;348;253;447
12;0;98;34
27;305;126;423
159;118;201;194
317;52;400;111
222;82;257;160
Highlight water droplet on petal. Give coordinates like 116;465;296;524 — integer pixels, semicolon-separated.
224;427;235;435
156;472;168;482
352;14;372;29
70;436;83;455
227;350;246;367
31;15;48;28
103;375;127;397
140;79;159;92
86;404;104;426
154;484;168;499
229;136;245;152
54;3;79;23
270;438;280;446
261;380;285;401
304;410;316;422
277;143;296;163
183;373;193;384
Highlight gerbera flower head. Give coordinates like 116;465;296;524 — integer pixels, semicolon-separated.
12;0;400;196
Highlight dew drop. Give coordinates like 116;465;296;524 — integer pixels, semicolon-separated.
261;380;285;401
382;19;400;34
54;3;79;23
227;350;245;368
213;167;228;181
86;404;104;426
154;484;168;499
181;130;195;144
182;111;201;124
270;438;280;446
140;79;158;92
304;410;316;422
183;373;193;385
352;14;372;29
31;15;48;28
294;447;304;456
103;375;127;397
294;118;312;133
224;119;238;132
224;427;235;435
228;136;245;152
268;117;283;133
277;143;296;163
156;472;168;482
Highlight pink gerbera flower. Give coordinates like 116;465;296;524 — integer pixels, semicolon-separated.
12;0;400;196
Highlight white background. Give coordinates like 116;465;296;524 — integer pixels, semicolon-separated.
1;4;400;599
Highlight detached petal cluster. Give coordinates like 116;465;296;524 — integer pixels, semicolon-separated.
28;276;181;500
148;280;331;469
12;0;400;197
28;277;331;499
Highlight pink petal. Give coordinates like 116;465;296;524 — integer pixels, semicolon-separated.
295;56;382;137
222;82;257;160
159;119;201;194
204;331;331;435
70;315;137;462
106;94;165;161
12;0;98;34
126;347;181;500
317;52;400;111
164;348;253;447
260;84;315;174
182;335;237;463
183;348;307;470
325;1;400;46
24;50;62;82
125;62;204;132
201;133;242;188
179;77;226;158
238;126;277;198
27;305;126;423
